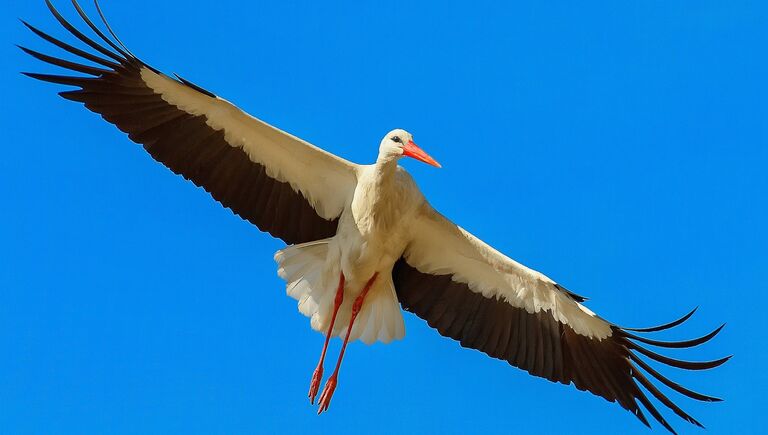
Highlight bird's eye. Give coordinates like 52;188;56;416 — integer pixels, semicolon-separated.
392;136;402;143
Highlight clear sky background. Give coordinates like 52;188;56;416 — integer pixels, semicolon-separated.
1;1;765;434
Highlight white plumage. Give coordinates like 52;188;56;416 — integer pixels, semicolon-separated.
275;238;405;344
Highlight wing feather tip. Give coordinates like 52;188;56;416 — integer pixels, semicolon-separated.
622;306;699;333
629;341;732;371
619;321;726;349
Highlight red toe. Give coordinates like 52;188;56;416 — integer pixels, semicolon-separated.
317;375;338;414
308;366;323;404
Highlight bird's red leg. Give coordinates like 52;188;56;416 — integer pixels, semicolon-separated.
308;272;345;404
317;272;379;414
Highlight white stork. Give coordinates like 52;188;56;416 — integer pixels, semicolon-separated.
21;1;729;432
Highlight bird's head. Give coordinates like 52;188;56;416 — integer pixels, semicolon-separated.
379;129;441;168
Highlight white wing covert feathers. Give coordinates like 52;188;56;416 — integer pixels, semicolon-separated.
402;204;610;338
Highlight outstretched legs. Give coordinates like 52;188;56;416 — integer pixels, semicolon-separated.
317;272;379;414
308;273;345;404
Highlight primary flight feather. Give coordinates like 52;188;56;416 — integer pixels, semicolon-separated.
20;1;728;432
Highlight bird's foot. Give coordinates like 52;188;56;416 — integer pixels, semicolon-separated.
317;374;338;414
308;365;323;404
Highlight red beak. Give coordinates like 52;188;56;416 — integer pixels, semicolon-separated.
402;140;441;168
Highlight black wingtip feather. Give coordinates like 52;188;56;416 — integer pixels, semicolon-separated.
622;307;698;333
631;363;704;428
45;0;126;65
620;323;725;349
93;0;139;61
17;44;110;76
70;0;131;60
627;341;731;371
634;407;652;429
633;384;678;434
20;17;122;70
628;353;724;402
21;71;93;87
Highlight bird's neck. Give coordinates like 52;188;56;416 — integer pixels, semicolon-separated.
356;154;402;233
374;154;400;185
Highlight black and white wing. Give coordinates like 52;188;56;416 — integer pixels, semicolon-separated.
393;203;728;434
20;0;358;245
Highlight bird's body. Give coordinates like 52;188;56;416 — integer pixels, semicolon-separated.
22;1;729;432
342;162;415;293
278;136;430;344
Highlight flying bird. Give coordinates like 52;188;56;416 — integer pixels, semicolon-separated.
20;1;729;432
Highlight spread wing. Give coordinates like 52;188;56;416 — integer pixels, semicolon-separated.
393;203;728;434
20;0;358;245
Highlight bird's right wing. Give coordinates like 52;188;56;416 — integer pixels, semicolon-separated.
394;202;728;434
21;0;358;245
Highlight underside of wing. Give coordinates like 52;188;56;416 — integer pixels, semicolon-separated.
20;0;359;245
394;204;728;434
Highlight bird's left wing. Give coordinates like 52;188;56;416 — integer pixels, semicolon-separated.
393;203;728;434
20;0;358;245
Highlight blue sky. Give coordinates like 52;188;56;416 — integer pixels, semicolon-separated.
1;1;765;434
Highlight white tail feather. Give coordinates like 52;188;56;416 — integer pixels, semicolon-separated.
275;241;405;344
340;275;405;344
